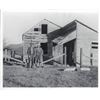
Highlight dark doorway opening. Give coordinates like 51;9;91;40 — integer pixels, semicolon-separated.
41;43;48;54
63;39;76;66
41;43;48;61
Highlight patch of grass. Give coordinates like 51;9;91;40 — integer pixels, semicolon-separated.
3;65;98;87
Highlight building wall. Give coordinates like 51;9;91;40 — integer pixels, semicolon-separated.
53;44;63;64
52;30;77;65
52;22;98;67
76;23;98;66
24;19;60;34
58;30;77;45
22;20;60;62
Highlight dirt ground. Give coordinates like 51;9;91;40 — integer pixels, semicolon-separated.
3;64;98;87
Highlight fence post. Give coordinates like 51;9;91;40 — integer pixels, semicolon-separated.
90;53;93;66
80;48;82;68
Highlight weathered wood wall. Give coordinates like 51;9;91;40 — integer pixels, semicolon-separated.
76;23;98;66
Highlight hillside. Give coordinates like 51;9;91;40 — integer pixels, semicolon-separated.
5;43;23;56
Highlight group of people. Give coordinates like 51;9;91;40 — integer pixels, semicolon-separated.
26;44;43;68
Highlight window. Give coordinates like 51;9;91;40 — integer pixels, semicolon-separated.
34;28;39;31
92;46;98;49
41;24;47;34
91;42;98;49
92;42;98;45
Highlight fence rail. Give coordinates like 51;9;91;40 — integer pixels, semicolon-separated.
41;53;65;64
79;48;98;67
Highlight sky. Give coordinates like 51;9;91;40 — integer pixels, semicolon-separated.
3;12;98;45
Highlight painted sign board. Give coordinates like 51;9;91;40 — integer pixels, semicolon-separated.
23;34;47;43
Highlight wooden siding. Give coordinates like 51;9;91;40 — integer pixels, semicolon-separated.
76;22;98;66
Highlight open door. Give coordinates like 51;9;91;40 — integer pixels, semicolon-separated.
63;39;76;66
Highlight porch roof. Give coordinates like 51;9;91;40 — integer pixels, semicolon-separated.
48;19;98;44
48;20;77;40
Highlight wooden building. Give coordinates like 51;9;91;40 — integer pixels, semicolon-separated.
49;20;98;67
22;19;98;67
22;19;61;62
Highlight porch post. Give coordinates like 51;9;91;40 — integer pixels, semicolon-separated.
80;48;82;68
64;46;67;66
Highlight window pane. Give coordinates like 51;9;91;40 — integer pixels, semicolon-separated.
34;28;39;31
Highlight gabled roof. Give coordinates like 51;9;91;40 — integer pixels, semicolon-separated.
44;19;62;28
22;19;98;42
75;20;98;33
48;20;77;40
48;19;98;40
22;19;61;36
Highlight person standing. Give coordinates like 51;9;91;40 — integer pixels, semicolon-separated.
31;46;37;68
27;44;33;68
35;45;43;67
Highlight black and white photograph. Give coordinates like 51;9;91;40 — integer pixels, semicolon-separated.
3;12;98;87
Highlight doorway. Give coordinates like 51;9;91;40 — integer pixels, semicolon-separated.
63;39;76;66
41;43;48;61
